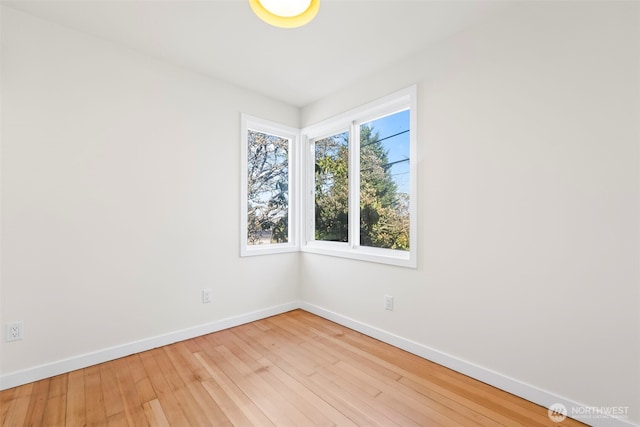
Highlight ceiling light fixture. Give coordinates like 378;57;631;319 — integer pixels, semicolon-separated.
249;0;320;28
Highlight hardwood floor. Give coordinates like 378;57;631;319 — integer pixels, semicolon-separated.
1;309;585;426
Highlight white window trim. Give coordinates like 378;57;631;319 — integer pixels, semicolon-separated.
240;114;300;256
300;85;418;268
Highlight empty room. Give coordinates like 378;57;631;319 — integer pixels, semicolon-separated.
1;0;638;426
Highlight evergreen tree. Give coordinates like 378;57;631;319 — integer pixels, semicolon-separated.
359;125;409;250
314;125;409;250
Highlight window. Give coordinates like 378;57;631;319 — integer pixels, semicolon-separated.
240;114;299;256
240;85;416;267
359;110;411;251
302;85;417;267
314;130;350;243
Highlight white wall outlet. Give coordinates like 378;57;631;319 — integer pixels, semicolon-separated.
6;321;24;342
384;295;393;311
202;288;212;304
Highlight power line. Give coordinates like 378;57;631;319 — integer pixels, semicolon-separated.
383;158;409;168
360;157;409;173
361;129;409;148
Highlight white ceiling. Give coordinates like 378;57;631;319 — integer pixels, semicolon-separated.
2;0;509;107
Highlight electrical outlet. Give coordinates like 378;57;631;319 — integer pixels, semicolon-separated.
202;288;212;304
384;295;393;311
6;321;24;342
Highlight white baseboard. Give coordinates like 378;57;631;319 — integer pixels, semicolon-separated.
1;300;636;427
0;301;299;391
299;302;638;427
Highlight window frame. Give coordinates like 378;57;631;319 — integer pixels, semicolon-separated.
240;114;300;256
307;124;352;247
301;85;418;268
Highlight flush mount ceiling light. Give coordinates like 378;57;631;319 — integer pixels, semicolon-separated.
249;0;320;28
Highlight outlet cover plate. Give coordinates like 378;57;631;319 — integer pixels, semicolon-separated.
6;321;24;342
202;288;212;304
384;295;393;311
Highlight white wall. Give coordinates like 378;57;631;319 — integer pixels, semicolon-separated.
0;7;300;376
301;2;639;424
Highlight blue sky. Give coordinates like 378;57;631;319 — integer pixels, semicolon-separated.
362;109;410;194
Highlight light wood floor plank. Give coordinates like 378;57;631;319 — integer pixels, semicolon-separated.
124;354;156;405
84;365;107;426
106;410;128;427
206;340;314;426
213;329;337;426
163;343;232;426
138;350;191;426
225;327;358;426
231;325;380;426
308;369;400;426
112;356;150;427
256;356;359;427
200;377;257;426
194;351;276;426
100;363;125;420
1;309;588;427
142;399;170;427
42;375;67;426
151;346;216;427
236;323;321;376
2;383;33;427
0;389;12;425
22;376;49;426
64;369;86;427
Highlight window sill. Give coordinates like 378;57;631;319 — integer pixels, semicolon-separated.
301;243;416;268
241;244;299;257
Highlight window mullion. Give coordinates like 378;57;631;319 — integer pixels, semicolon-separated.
349;121;360;249
306;136;314;245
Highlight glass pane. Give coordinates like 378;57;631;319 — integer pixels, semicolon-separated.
247;130;289;245
314;131;349;242
360;110;410;250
